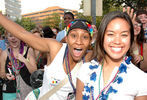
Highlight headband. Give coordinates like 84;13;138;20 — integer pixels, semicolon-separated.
66;19;93;37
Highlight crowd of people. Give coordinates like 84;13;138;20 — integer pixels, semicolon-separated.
0;6;146;100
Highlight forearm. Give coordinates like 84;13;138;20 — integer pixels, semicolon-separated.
0;70;7;79
23;59;37;73
0;13;49;52
0;13;27;39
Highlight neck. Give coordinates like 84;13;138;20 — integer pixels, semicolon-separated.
104;56;123;69
68;53;77;69
11;47;19;52
134;36;137;42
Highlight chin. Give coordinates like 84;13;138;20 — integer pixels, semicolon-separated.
73;57;82;62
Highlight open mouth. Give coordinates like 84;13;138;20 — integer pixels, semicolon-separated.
73;48;83;57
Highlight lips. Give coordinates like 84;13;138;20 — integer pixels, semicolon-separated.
73;48;83;57
111;47;122;53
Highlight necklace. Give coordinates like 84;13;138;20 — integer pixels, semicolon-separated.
8;47;25;75
96;62;127;100
98;61;104;100
65;47;76;93
82;56;131;100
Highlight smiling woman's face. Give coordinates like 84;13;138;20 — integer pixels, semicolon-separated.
103;18;131;62
7;33;20;48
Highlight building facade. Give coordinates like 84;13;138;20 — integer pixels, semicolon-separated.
0;0;21;21
22;6;77;25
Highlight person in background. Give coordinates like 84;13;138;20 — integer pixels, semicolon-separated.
0;31;37;100
130;17;147;72
0;32;6;100
56;12;74;42
76;10;147;100
90;24;98;49
136;10;147;43
42;26;56;39
0;33;3;100
31;27;47;69
52;27;60;36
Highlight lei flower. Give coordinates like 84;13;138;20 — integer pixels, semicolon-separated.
82;56;131;100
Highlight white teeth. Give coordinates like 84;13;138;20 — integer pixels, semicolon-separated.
74;48;82;51
111;47;121;52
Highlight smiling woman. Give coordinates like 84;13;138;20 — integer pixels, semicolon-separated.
76;11;147;100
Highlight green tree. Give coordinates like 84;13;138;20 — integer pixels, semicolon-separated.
0;17;35;35
112;0;146;10
43;13;61;29
15;17;36;31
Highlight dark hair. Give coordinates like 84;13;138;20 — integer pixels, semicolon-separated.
42;26;56;38
136;10;147;17
64;12;74;19
135;18;145;44
91;11;134;62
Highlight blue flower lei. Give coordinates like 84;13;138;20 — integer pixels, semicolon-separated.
82;56;132;100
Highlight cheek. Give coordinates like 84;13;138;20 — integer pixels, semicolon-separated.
122;38;131;49
104;37;113;44
121;37;130;43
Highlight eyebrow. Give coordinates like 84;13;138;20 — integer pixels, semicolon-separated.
106;30;130;33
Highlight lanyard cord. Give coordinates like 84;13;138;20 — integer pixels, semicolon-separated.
64;46;76;93
96;68;119;100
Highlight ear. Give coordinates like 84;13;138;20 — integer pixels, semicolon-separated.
65;36;68;43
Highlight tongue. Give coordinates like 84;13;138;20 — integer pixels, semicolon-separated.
73;50;82;57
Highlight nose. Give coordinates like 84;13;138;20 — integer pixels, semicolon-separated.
76;36;82;45
113;35;121;44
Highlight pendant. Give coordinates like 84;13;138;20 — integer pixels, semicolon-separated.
3;83;6;91
67;92;75;100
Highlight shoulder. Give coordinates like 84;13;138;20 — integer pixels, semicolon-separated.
127;63;147;82
1;49;7;58
78;60;99;82
0;50;7;62
57;30;65;35
85;50;93;62
143;43;147;49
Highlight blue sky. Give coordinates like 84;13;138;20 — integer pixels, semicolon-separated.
21;0;82;14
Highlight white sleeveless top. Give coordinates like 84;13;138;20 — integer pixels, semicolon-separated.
39;43;82;100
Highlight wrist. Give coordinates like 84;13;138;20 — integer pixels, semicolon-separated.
140;55;144;61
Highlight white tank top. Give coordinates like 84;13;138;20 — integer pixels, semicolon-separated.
39;43;82;100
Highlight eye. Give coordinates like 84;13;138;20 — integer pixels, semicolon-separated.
121;33;128;37
83;35;89;39
107;33;114;36
70;33;76;38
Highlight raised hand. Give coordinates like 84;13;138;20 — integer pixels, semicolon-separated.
123;6;136;23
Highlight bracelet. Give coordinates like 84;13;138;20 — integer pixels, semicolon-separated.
140;55;144;61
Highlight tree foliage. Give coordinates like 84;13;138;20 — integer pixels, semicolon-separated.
43;13;61;29
15;17;36;31
78;0;146;28
0;17;35;35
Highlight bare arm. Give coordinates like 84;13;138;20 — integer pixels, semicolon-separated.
16;47;37;73
140;43;147;71
134;96;147;100
27;47;37;73
76;79;84;100
0;50;7;79
0;13;60;53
